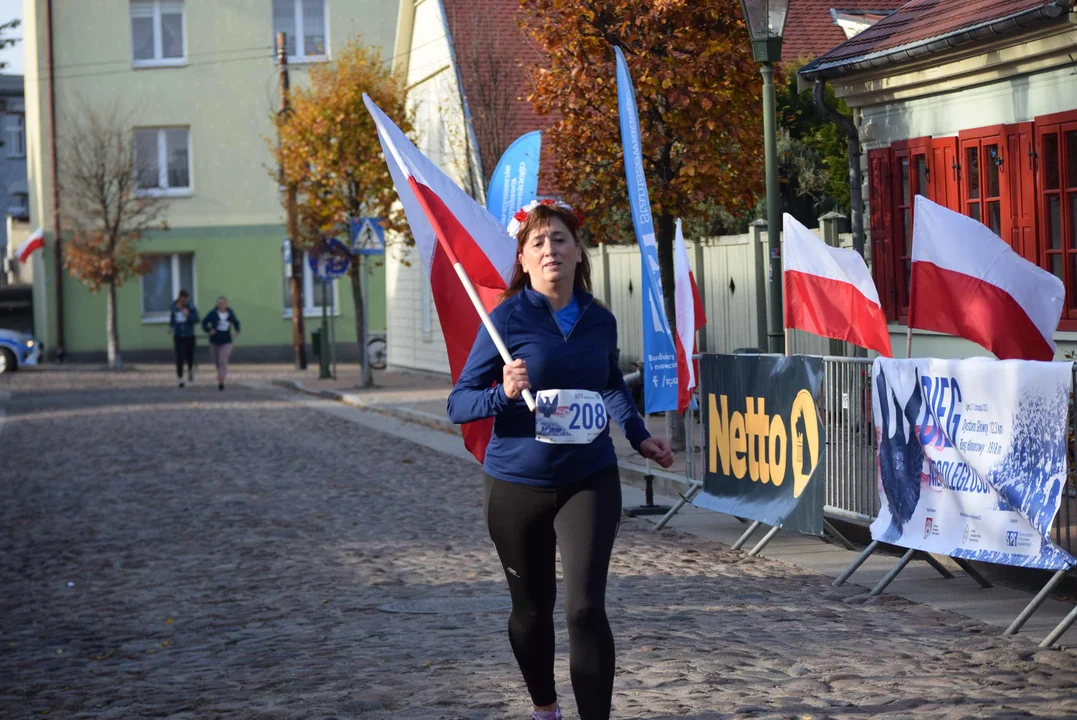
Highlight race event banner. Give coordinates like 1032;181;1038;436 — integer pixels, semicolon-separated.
695;354;826;535
485;131;541;228
872;357;1075;570
614;46;677;413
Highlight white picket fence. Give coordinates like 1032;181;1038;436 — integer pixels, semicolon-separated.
589;214;870;366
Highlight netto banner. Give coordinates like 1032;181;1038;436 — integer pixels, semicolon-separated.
695;354;826;535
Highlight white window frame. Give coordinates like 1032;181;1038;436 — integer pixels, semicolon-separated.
8;192;28;217
5;112;24;159
140;253;196;323
135;126;193;198
283;250;341;318
130;0;187;68
275;0;329;64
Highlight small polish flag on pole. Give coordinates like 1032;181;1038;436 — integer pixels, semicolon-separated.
783;214;892;357
673;219;706;413
364;94;532;463
909;195;1064;361
16;227;45;263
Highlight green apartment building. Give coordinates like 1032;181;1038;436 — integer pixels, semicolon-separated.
24;0;396;361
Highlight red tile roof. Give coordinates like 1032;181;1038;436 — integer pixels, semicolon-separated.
443;0;559;196
782;0;906;62
802;0;1069;77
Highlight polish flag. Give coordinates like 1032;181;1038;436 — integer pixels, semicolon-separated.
783;214;892;357
673;220;706;413
16;227;44;263
910;196;1064;361
364;95;517;463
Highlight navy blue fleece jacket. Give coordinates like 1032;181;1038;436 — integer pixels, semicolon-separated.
447;285;650;487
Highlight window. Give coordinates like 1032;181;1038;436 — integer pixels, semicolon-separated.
959;127;1010;239
131;0;185;66
282;250;340;317
1036;112;1077;321
273;0;327;61
8;193;28;218
135;127;191;195
4;112;24;158
890;137;930;313
868;113;1077;330
141;253;195;320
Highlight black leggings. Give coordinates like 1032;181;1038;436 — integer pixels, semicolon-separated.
173;336;195;378
483;464;621;720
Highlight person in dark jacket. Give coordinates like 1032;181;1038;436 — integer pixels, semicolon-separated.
201;296;240;391
168;289;199;387
447;201;673;720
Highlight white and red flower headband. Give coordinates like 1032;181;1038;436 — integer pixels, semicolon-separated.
506;198;585;240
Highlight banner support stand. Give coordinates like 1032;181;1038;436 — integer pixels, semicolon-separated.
1006;568;1068;635
653;480;702;531
1040;604;1077;648
869;548;916;596
731;520;762;551
823;519;857;551
748;524;781;557
919;552;956;580
905;326;913;358
833;539;880;586
952;558;992;589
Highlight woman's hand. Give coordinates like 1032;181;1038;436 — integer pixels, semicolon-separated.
502;358;530;400
639;437;674;468
209;329;217;336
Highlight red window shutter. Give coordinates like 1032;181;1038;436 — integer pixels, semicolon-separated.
868;147;897;321
929;137;960;212
1005;122;1037;262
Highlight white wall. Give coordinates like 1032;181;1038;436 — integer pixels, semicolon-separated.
861;65;1077;149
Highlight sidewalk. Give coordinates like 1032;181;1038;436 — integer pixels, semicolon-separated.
268;367;1077;647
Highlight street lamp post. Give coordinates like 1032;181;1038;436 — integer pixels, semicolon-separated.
739;0;789;354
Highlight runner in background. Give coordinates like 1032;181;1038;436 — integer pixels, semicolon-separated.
168;290;199;388
447;201;673;720
201;297;241;391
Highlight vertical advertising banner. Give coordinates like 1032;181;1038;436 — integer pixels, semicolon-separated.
872;357;1075;570
486;131;542;228
696;354;826;535
614;46;678;414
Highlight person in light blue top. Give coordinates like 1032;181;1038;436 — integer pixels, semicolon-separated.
448;201;673;720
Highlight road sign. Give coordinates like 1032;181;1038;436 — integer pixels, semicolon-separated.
349;217;385;255
309;237;351;280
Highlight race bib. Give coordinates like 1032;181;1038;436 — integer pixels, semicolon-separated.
216;316;230;332
534;389;607;445
174;311;186;324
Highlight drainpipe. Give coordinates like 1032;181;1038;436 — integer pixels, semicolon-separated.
45;0;64;360
813;78;863;258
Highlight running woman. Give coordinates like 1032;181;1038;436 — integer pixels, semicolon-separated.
447;200;674;720
168;290;199;388
201;296;241;391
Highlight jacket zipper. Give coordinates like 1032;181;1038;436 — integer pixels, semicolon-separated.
544;296;592;342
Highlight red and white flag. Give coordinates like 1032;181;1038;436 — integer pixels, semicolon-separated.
16;227;44;263
910;196;1064;361
365;95;517;463
673;219;706;413
783;213;892;357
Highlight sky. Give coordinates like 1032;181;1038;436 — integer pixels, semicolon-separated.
0;0;22;76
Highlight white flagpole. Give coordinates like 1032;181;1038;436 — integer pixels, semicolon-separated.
451;262;537;412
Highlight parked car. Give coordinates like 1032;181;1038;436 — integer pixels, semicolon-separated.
0;329;40;374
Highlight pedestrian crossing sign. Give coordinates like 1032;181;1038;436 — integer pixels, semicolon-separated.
349;217;385;255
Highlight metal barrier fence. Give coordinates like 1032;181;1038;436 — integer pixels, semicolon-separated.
672;355;1077;561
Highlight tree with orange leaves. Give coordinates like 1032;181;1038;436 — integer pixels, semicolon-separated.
275;39;411;387
61;104;169;369
522;0;763;331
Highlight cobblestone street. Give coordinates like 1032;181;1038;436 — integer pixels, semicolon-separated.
2;369;1077;720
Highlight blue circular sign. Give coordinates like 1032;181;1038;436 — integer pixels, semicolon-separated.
309;237;351;280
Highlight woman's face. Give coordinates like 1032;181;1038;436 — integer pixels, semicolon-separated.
216;298;227;311
519;216;581;290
